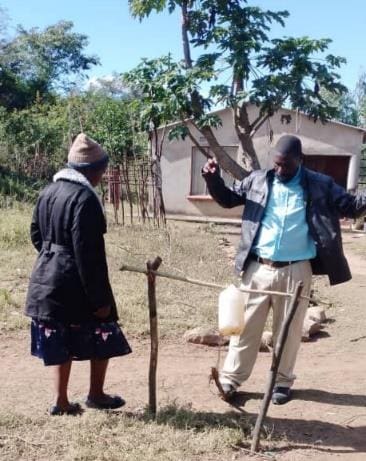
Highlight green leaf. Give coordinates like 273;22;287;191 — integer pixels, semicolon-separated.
168;124;190;140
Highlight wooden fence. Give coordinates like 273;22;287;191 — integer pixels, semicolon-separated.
103;157;166;226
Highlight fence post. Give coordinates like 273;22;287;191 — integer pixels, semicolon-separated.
146;256;163;417
251;281;304;453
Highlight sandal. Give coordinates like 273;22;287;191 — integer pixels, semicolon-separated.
85;394;125;409
50;402;82;416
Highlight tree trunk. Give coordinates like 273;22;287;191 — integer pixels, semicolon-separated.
200;126;249;180
181;1;192;68
149;132;166;226
179;3;255;181
151;158;166;227
234;103;261;171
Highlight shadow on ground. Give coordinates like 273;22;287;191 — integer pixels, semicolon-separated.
293;389;366;407
127;389;366;456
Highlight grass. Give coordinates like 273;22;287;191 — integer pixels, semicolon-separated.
0;403;256;461
0;288;27;331
0;205;234;336
0;205;255;461
109;220;233;337
0;204;35;331
0;202;345;461
0;204;31;249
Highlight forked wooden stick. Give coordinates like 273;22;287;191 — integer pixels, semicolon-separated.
251;281;304;453
121;262;305;449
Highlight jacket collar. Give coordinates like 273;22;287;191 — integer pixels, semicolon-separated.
265;167;310;201
53;168;104;211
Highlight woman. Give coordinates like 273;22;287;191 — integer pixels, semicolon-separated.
25;133;131;415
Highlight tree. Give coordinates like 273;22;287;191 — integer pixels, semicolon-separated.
128;0;347;180
0;6;9;44
320;73;366;128
86;73;132;99
0;20;99;109
81;94;146;163
355;73;366;127
0;97;70;177
124;57;178;224
320;89;359;126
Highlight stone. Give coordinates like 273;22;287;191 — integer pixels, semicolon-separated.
306;306;327;323
302;317;323;341
184;327;229;346
260;330;273;352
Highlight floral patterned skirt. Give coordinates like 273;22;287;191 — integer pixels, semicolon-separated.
31;319;132;366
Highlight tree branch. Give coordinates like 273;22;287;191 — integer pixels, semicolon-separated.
183;121;210;158
157;124;167;160
232;104;261;171
181;1;192;68
250;114;270;138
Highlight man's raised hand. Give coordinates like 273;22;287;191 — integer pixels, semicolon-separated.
203;158;219;175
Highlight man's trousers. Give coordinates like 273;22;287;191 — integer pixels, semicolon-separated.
220;259;312;389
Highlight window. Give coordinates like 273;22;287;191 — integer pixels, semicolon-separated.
190;146;238;196
359;148;366;187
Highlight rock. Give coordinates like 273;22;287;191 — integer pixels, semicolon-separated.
184;327;229;346
301;306;326;341
302;318;323;342
306;306;326;323
260;330;273;352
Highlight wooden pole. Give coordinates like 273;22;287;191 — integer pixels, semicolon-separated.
120;170;125;226
250;281;304;453
120;264;321;304
146;256;162;417
121;265;291;298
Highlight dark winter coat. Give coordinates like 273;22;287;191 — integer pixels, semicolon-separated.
25;169;118;323
203;167;366;285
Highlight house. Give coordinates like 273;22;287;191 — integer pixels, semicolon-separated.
154;106;366;219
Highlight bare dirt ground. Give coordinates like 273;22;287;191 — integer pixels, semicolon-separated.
1;231;366;460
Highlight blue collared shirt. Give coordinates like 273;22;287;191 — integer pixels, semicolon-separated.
252;167;316;261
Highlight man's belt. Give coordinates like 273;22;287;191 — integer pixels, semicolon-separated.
249;253;297;268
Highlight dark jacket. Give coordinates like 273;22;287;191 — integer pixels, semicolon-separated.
204;167;366;285
25;173;117;323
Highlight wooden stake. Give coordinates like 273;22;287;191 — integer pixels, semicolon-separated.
250;281;304;453
146;256;162;417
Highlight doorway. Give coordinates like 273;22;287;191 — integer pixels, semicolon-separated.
302;155;350;188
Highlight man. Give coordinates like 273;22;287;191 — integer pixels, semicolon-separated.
26;133;131;415
203;134;366;404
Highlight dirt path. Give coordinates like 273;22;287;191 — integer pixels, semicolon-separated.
1;232;366;460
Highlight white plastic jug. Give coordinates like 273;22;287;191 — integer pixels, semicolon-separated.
218;284;246;336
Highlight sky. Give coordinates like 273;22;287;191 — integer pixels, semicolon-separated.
1;0;365;91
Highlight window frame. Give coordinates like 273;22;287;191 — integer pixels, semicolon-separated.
189;145;238;197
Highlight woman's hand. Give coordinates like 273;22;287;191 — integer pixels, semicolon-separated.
94;306;111;319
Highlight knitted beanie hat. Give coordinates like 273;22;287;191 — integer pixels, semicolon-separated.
67;133;108;169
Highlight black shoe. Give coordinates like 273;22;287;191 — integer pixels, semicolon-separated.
272;386;291;405
49;402;82;416
221;383;237;401
85;394;126;409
